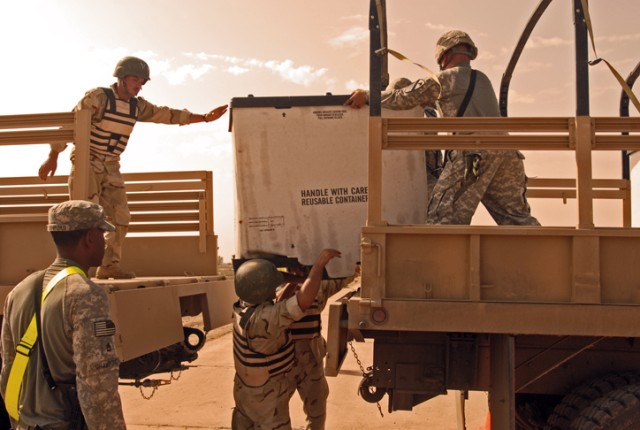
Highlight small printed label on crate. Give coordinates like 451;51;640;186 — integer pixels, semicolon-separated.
312;109;347;120
247;216;285;232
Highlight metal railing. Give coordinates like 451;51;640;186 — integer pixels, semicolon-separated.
367;115;640;228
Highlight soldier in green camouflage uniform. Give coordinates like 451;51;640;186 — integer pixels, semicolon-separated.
0;200;126;429
231;249;341;430
38;56;228;280
345;30;539;226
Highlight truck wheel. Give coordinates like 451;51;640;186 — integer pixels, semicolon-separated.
569;382;640;429
544;372;640;430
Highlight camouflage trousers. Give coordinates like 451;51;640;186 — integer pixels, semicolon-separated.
70;155;131;267
425;149;444;200
232;372;295;430
288;338;330;430
426;150;540;226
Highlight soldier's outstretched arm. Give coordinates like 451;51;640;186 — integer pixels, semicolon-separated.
189;104;229;124
296;249;341;311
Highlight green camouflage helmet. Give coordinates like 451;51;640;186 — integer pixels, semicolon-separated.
113;56;151;81
234;259;284;305
435;30;478;65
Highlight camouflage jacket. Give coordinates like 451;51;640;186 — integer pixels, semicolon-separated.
51;83;193;153
0;258;125;430
379;62;501;119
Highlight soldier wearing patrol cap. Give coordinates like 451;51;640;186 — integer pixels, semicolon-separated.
0;200;126;429
345;30;539;226
38;56;229;280
231;249;341;430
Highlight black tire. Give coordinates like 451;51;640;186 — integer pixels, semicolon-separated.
544;372;640;430
569;382;640;429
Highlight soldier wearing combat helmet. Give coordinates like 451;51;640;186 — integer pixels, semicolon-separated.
1;200;125;429
435;30;478;69
345;30;539;226
38;56;229;280
231;249;341;430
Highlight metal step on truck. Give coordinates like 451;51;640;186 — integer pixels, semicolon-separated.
231;1;640;429
0;110;236;392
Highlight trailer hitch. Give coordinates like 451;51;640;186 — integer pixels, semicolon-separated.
359;369;386;403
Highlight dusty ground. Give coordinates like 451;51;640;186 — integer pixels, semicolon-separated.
119;285;489;430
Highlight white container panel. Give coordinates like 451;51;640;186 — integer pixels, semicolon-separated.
232;96;427;278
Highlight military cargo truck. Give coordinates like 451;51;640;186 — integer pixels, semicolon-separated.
0;110;236;385
231;1;640;429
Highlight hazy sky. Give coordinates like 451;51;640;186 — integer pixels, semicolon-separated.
1;0;638;259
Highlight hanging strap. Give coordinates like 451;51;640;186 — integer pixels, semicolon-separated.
457;69;477;117
34;280;56;391
442;70;478;167
579;0;639;113
4;266;86;420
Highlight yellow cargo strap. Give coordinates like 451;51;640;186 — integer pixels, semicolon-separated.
4;266;86;420
385;48;439;82
581;0;640;113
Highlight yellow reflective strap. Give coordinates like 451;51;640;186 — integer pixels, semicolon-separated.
580;0;640;114
591;58;640;114
580;0;598;57
4;266;86;420
386;48;439;82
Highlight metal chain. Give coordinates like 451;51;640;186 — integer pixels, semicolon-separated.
349;340;384;418
170;369;182;381
349;340;366;375
138;385;158;400
119;378;172;400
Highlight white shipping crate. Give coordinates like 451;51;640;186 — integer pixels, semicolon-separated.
231;95;428;278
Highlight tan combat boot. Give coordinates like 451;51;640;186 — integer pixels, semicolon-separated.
96;264;136;280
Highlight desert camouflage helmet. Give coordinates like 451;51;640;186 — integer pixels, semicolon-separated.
234;259;284;305
113;56;151;81
435;30;478;64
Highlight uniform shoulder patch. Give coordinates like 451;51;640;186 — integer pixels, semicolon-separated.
94;319;116;337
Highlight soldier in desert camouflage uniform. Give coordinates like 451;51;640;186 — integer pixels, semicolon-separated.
0;200;126;430
345;30;539;226
231;249;341;430
38;56;228;280
282;274;349;430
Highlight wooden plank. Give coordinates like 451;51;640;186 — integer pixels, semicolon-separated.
127;201;199;212
0;112;75;129
347;299;640;337
131;213;199;223
0;195;67;206
0;214;47;223
129;223;199;233
0;176;67;186
125;181;206;192
122;171;208;182
0;185;69;196
126;191;202;202
0;129;74;146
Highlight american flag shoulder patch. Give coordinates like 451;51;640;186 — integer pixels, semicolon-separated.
94;319;116;337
